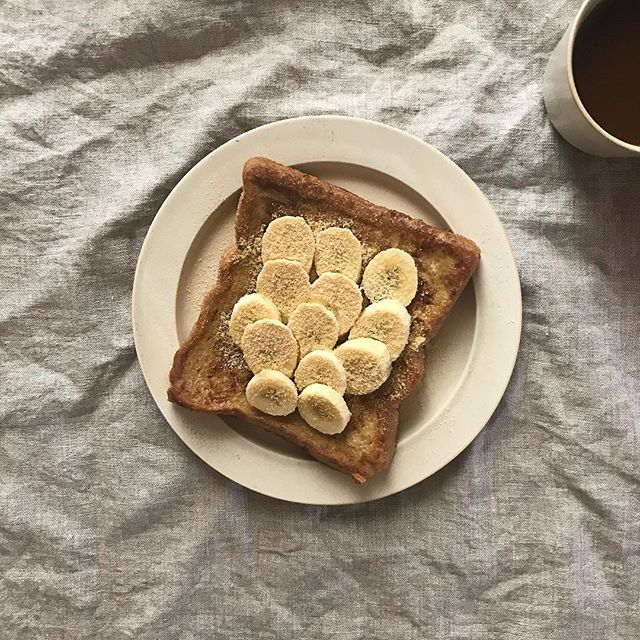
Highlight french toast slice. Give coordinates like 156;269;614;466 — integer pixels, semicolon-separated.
168;157;480;483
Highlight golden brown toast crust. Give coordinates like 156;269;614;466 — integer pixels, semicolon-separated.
168;157;480;483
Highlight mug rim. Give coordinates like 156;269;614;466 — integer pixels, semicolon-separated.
566;0;640;153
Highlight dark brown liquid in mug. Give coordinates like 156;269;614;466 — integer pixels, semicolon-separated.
572;0;640;145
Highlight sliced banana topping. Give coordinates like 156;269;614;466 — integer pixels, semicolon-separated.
298;383;351;434
349;299;411;361
309;272;363;335
241;319;298;377
361;248;418;306
334;337;392;395
288;302;339;357
246;370;298;416
261;216;315;272
228;293;281;345
255;259;310;321
241;228;424;425
294;349;347;395
315;227;363;282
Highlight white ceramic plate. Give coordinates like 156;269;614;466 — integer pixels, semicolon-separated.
132;116;521;505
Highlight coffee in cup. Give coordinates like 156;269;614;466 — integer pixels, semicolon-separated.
572;0;640;146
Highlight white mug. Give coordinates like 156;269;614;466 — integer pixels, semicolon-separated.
543;0;640;157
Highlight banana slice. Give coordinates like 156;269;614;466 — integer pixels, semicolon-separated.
288;302;339;357
261;216;315;272
255;259;310;321
241;319;298;377
228;293;281;345
361;248;418;306
349;299;411;360
334;337;392;395
246;370;298;416
315;227;363;282
294;349;347;394
298;383;351;434
309;272;363;335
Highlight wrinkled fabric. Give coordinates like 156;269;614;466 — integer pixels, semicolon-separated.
1;1;639;638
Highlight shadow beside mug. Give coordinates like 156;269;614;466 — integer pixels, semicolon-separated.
543;0;640;158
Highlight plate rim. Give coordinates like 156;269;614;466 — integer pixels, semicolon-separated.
132;115;522;505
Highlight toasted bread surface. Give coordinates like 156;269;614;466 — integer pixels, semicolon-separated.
168;157;480;483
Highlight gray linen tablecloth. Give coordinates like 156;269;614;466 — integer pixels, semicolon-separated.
2;1;639;638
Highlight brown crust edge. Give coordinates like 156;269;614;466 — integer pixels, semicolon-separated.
242;157;480;264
